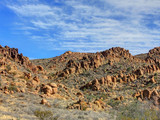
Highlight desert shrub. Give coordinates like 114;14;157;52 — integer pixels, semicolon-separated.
126;67;131;72
154;73;158;79
26;68;31;72
34;110;53;120
81;72;91;77
19;75;29;81
10;71;17;76
8;85;18;92
85;94;97;101
154;73;158;76
12;77;16;81
107;99;121;108
6;65;11;72
48;73;56;79
81;102;88;111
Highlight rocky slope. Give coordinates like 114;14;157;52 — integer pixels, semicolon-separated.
0;45;160;120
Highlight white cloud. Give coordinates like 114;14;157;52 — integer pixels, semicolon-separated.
7;4;57;17
5;0;160;55
106;0;160;13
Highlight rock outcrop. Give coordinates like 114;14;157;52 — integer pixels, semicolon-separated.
146;47;160;66
0;45;38;72
133;88;160;105
58;47;133;77
40;83;58;95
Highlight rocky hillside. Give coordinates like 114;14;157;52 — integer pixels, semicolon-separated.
1;45;160;120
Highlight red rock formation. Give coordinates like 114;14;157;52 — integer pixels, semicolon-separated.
41;83;58;95
57;47;133;77
0;45;38;73
37;65;44;71
146;47;160;66
101;47;132;59
133;88;160;105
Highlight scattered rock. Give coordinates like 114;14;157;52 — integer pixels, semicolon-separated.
40;99;50;107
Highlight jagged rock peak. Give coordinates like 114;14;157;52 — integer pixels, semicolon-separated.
0;45;26;63
101;47;132;58
148;47;160;55
0;45;40;73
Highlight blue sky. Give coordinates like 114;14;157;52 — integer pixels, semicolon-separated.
0;0;160;59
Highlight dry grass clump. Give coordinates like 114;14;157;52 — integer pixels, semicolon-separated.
34;110;53;120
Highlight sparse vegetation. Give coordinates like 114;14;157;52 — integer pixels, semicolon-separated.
26;68;31;72
10;71;17;76
126;67;131;72
34;110;53;120
8;85;18;92
115;101;160;120
6;65;11;72
107;99;121;108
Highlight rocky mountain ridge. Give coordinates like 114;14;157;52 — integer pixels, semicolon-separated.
0;45;160;120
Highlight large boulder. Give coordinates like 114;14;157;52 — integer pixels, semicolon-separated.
41;83;58;95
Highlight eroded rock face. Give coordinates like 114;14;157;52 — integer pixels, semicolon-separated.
81;71;139;91
133;88;160;105
0;45;38;72
58;47;133;77
41;83;58;95
148;47;160;56
0;46;26;64
146;47;160;65
101;47;132;58
134;64;159;76
80;75;116;91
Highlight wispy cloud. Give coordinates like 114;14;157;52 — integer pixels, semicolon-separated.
4;0;160;55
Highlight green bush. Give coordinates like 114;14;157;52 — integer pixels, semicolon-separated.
6;65;11;72
34;110;53;120
8;85;18;92
26;68;31;72
11;71;17;76
126;67;131;72
107;99;121;108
